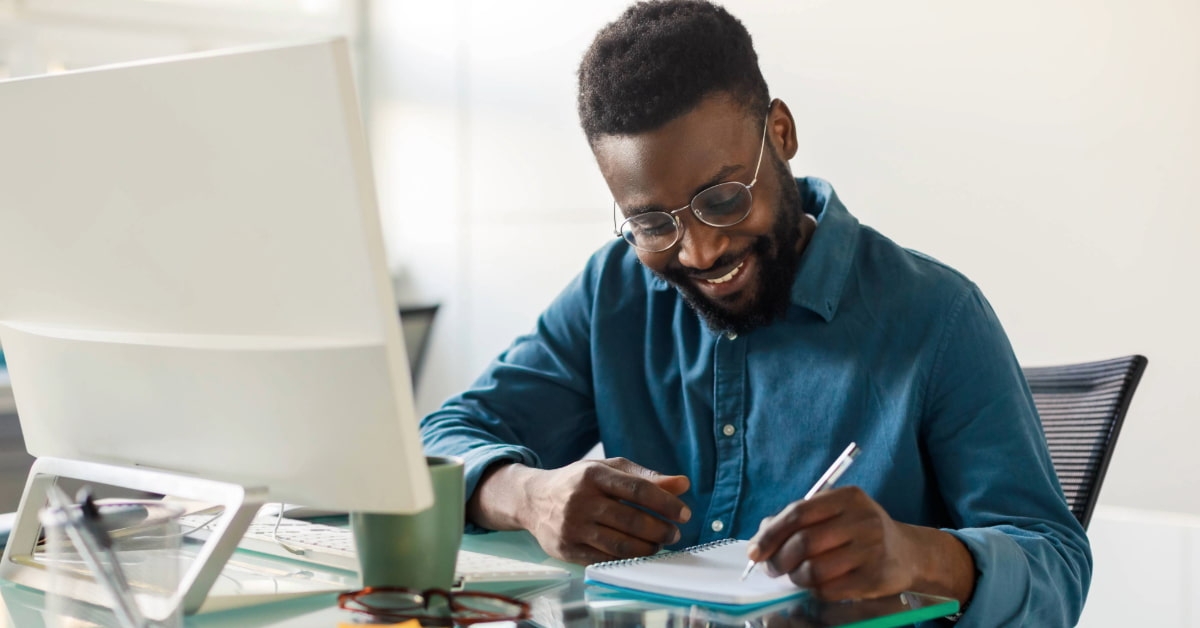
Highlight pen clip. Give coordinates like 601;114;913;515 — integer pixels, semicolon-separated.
803;442;860;500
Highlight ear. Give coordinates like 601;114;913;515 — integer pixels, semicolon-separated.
767;98;799;161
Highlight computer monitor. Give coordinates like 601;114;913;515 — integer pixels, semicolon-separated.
0;39;433;515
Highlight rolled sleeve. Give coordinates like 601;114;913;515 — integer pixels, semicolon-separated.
943;525;1090;626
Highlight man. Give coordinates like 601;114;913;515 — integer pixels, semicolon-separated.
421;1;1090;625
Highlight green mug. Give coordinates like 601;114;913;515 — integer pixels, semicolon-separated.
350;455;465;590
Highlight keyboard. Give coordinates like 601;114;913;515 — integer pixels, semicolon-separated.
180;514;571;589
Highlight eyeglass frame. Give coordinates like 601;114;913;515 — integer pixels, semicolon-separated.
612;111;771;253
337;586;532;625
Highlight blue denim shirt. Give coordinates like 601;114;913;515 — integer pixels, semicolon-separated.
421;178;1091;626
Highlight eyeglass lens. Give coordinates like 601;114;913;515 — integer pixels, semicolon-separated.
621;181;753;252
339;587;530;624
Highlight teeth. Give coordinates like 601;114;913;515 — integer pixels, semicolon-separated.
706;261;744;284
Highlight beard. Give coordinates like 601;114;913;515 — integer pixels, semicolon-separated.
654;158;805;336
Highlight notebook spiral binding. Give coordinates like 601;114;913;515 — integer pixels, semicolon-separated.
590;538;740;569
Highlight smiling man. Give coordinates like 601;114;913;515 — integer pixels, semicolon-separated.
420;2;1090;626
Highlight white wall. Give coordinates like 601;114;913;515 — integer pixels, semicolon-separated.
374;0;1200;518
368;0;618;417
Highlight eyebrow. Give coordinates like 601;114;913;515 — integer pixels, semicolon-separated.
622;164;743;216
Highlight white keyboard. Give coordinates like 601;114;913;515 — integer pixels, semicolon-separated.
181;515;570;588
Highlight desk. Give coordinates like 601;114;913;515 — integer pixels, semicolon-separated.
0;531;956;627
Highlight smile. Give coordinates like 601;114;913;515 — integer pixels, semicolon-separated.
705;261;745;284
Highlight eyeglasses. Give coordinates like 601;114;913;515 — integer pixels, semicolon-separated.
337;586;531;625
613;113;770;253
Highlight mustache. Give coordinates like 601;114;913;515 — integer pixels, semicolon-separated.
665;246;755;279
662;237;772;281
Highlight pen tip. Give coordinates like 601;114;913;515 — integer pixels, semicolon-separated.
739;560;756;581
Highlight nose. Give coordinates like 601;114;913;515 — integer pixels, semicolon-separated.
675;216;730;270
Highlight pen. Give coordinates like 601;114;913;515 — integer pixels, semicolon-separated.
739;441;861;581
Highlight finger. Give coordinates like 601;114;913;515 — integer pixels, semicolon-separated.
764;514;860;577
805;553;899;603
593;459;692;522
748;490;849;561
809;568;868;602
592;500;682;546
786;540;868;592
581;522;662;559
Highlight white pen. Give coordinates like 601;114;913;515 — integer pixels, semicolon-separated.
739;441;862;581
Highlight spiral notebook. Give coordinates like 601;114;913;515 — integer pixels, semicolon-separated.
583;539;805;610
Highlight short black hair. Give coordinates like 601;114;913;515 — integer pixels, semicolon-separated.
577;0;770;144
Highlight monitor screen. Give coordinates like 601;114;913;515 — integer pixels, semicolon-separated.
0;39;433;514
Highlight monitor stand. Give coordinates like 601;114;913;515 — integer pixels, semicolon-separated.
0;456;266;621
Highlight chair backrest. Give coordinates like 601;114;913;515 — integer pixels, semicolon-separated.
1023;354;1147;530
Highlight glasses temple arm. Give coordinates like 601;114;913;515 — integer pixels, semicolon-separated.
747;112;770;187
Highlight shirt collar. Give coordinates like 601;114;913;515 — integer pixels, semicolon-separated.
789;177;859;322
643;177;859;324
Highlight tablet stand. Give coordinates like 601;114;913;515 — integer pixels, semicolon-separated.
0;456;266;621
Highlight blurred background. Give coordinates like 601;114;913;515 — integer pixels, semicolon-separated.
1;0;1197;624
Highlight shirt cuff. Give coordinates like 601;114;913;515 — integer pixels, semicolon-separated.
460;444;541;535
940;527;1031;627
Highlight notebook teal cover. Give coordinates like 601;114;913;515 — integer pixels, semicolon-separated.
585;579;805;614
584;586;960;628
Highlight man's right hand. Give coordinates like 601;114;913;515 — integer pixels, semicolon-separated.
466;458;691;565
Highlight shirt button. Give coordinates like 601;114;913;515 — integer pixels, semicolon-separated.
711;520;724;532
722;424;736;437
726;332;738;340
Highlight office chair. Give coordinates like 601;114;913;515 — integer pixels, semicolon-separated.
1024;354;1147;530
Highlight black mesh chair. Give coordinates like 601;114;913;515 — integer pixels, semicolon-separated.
1023;355;1147;530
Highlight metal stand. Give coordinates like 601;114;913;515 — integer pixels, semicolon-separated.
0;456;266;620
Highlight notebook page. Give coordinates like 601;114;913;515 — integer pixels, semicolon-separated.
584;539;804;607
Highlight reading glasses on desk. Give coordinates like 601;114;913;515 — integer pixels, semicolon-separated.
338;586;531;625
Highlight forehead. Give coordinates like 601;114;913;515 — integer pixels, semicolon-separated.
593;95;759;213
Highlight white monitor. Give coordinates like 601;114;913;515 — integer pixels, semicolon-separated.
0;39;433;516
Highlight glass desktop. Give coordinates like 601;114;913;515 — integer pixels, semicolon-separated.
0;529;957;627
